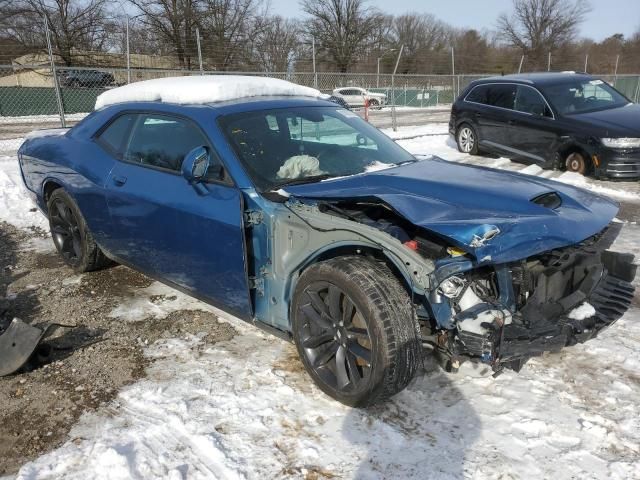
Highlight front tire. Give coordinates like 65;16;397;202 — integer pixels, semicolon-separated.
47;189;111;273
292;256;422;407
565;152;590;175
456;123;479;155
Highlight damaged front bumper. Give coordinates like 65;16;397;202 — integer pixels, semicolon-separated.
435;225;637;373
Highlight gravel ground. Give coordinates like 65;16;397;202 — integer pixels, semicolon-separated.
0;222;237;476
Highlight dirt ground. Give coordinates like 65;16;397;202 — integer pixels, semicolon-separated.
0;221;237;475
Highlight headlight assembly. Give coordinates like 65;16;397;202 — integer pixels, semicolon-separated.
600;137;640;149
437;276;466;299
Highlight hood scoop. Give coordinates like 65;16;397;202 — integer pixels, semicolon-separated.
531;191;562;209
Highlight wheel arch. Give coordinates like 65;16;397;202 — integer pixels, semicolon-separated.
285;243;417;324
42;178;66;212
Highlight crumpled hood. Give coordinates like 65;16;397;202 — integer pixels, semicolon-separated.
284;158;619;264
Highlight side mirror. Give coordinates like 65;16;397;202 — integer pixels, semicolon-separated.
182;146;210;183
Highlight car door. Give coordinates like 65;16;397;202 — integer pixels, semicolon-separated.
103;112;252;318
472;83;517;153
505;85;559;165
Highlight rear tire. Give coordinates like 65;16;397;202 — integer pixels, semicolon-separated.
47;189;112;273
456;123;479;155
291;256;422;407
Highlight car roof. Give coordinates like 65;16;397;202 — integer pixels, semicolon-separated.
93;96;338;118
206;96;337;115
473;72;595;87
94;75;322;110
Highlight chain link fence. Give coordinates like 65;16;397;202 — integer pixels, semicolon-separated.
2;62;640;131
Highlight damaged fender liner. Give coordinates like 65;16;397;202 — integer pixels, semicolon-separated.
453;230;636;372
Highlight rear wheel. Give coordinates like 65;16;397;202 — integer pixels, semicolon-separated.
456;123;479;155
292;256;422;407
565;152;589;175
47;189;112;273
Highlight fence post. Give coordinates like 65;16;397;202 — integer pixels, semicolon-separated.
547;52;551;71
312;36;318;89
518;55;524;73
584;54;588;73
390;44;403;132
44;16;66;128
451;47;456;100
196;28;203;74
126;17;131;83
614;55;619;83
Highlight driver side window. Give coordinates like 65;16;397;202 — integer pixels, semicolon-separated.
124;114;209;172
515;86;551;117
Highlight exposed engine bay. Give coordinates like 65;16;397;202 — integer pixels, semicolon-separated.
317;199;637;374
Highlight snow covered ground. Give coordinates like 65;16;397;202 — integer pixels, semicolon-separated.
1;129;640;480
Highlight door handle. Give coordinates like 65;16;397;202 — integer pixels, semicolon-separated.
507;119;517;125
112;175;127;186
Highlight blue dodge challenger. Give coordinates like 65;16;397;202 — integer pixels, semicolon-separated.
18;76;636;406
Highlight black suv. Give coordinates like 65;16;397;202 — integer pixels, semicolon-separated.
60;69;115;88
449;73;640;179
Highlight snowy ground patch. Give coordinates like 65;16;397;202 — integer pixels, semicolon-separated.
0;139;48;231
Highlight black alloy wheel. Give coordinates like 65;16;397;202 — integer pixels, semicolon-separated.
292;256;422;407
296;280;373;392
47;189;113;272
49;197;82;266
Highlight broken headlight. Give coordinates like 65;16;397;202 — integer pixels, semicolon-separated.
437;276;466;299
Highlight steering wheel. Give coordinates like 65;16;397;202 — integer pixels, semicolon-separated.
585;95;598;102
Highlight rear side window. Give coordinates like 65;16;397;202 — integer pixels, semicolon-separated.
97;114;137;155
124;114;210;172
465;85;489;103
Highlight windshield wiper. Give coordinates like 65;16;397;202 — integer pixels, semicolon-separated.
393;158;418;165
273;173;338;188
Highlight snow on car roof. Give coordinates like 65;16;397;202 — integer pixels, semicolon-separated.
94;75;321;110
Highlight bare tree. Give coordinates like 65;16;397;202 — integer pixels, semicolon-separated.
497;0;591;69
0;0;112;66
302;0;384;73
453;29;490;74
198;0;268;70
252;16;301;72
392;13;450;73
128;0;199;69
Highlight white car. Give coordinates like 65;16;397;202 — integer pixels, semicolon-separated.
332;87;387;108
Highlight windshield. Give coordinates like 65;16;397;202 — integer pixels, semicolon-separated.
541;78;630;115
219;106;415;191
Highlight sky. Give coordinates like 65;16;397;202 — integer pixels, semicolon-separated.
271;0;640;42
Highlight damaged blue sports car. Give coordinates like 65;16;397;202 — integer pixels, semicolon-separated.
18;76;636;406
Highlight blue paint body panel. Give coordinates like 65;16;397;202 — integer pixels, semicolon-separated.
285;158;618;264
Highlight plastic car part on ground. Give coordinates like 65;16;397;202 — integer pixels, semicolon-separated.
0;318;72;376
